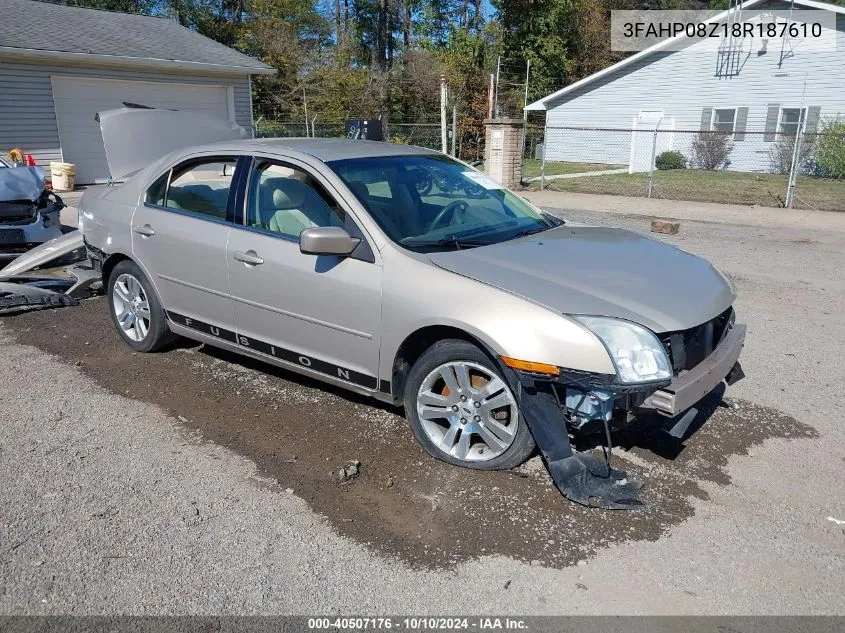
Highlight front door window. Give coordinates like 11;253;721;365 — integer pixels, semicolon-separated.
247;161;344;239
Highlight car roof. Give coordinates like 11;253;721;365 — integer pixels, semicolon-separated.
199;137;440;162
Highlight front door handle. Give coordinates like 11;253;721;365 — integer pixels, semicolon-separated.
133;224;156;237
233;250;264;266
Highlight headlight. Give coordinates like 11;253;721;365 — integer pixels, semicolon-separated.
574;316;671;384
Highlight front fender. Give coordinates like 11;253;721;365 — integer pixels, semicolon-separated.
378;248;615;381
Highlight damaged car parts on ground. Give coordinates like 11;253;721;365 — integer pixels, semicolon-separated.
77;107;745;508
0;231;96;313
0;161;97;312
0;162;64;261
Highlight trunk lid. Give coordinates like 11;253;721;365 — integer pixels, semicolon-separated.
97;106;249;181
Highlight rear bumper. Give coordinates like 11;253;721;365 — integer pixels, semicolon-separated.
641;323;746;417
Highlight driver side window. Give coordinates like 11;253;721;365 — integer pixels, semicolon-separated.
247;162;344;240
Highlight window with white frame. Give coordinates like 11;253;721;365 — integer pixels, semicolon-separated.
711;108;737;135
778;107;807;136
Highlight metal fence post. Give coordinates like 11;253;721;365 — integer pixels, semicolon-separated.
540;126;547;191
785;127;804;208
647;118;662;198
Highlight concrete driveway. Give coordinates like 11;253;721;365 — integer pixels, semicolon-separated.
1;195;843;614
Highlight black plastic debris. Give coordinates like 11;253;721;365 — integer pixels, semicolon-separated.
547;453;644;510
500;362;646;510
0;281;78;314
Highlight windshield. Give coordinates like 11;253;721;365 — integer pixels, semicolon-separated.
327;154;561;250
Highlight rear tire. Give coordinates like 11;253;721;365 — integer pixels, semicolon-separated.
107;259;174;352
404;339;535;470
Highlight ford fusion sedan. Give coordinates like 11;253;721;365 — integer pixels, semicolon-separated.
79;108;745;508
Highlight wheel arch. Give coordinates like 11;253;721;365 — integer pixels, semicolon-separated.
101;252;132;285
389;324;503;407
102;252;165;312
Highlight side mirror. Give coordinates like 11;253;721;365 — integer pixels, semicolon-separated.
299;226;360;257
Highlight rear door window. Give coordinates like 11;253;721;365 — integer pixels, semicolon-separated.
164;159;237;220
145;171;168;206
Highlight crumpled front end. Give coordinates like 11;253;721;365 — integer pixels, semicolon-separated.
499;309;746;509
0;201;63;259
1;167;64;260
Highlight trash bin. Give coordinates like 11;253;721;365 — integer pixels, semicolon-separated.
50;162;76;192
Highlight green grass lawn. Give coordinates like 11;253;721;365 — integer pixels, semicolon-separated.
528;168;845;212
522;159;626;180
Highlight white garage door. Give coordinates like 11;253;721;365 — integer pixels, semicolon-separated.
51;76;232;184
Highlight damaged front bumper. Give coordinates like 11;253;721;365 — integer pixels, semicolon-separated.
0;188;65;260
640;323;746;417
499;320;746;509
0;210;63;260
0;231;97;313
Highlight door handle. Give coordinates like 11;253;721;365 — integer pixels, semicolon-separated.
133;224;156;237
233;250;264;266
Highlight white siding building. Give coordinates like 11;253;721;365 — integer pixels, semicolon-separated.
525;0;845;174
0;0;274;184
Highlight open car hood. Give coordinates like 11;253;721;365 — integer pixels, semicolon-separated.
97;106;249;181
427;225;735;333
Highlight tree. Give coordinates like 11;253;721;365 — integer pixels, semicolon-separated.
493;0;622;106
240;0;332;122
47;0;155;11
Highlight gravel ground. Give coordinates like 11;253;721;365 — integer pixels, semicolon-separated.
1;200;843;614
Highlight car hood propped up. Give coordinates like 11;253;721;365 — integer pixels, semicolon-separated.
427;225;735;333
97;106;249;181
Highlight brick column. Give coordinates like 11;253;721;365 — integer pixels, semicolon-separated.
483;118;525;188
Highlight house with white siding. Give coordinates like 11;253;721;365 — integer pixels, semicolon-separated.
525;0;845;174
0;0;274;184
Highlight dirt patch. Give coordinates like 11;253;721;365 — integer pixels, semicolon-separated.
2;298;818;570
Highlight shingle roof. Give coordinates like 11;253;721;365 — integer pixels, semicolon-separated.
0;0;274;74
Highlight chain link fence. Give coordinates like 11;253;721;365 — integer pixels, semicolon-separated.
527;125;845;212
254;119;450;154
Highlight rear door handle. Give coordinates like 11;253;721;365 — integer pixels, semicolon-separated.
133;224;156;237
233;250;264;266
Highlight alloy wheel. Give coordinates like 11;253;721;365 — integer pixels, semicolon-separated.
112;273;151;342
416;361;519;462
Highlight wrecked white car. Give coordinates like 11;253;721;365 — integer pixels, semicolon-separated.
0;162;64;261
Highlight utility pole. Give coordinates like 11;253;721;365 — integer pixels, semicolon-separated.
451;105;457;157
440;75;448;154
520;59;531;169
493;55;501;119
302;87;309;137
487;73;494;119
522;60;531;121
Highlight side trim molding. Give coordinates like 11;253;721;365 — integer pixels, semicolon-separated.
166;311;379;390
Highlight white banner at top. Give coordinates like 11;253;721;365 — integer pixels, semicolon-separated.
610;9;838;52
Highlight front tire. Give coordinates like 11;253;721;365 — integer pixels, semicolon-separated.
107;259;173;352
404;339;535;470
